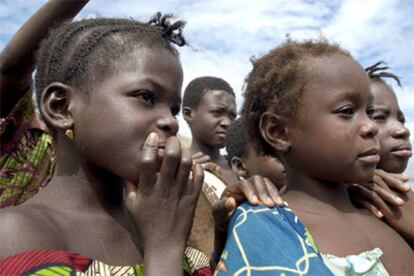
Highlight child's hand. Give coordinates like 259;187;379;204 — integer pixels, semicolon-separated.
348;169;410;218
211;175;284;259
124;133;203;258
212;175;284;233
192;152;222;174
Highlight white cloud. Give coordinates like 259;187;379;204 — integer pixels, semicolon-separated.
1;0;413;139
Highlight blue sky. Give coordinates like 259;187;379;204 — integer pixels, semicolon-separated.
1;0;414;176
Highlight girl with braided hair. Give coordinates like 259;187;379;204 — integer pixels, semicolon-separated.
0;2;281;275
348;61;414;249
0;3;209;273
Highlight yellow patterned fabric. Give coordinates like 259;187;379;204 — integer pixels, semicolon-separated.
0;89;55;207
0;248;211;275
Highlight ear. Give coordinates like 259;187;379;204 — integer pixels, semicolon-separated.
230;156;249;179
39;82;75;130
182;106;194;124
259;112;291;153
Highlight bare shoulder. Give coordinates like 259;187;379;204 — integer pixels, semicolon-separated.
0;204;66;259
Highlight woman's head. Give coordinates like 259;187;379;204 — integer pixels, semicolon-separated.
35;14;186;182
366;61;411;173
225;118;287;189
242;39;380;184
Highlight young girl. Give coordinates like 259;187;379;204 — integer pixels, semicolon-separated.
216;40;413;275
225;117;287;191
0;4;280;274
349;61;413;248
0;10;210;274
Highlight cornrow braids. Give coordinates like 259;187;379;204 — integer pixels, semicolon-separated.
242;38;351;155
365;61;402;87
35;14;186;109
148;12;186;46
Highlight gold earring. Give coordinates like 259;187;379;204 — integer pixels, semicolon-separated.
65;129;74;140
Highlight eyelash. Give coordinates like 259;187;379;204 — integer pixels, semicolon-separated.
171;107;180;117
134;90;155;105
336;106;355;116
372;114;386;122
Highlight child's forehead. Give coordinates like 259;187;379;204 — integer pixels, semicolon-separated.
303;55;368;90
200;89;235;104
371;81;399;106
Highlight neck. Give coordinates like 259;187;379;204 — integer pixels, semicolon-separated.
286;169;354;211
190;137;222;162
48;136;125;215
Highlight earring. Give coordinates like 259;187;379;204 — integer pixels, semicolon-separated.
238;175;245;180
65;129;74;140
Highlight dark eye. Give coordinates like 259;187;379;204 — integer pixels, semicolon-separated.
366;106;375;118
135;90;155;105
336;106;354;116
398;113;406;124
212;110;222;116
171;106;180;117
372;114;386;122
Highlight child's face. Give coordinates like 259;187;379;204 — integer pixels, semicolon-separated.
243;146;287;190
71;47;183;182
190;90;236;149
285;55;380;183
370;81;411;173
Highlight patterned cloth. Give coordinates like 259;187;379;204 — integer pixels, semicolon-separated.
0;89;55;208
214;202;333;276
0;248;212;276
322;248;389;276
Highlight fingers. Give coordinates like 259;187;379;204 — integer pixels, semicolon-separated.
264;178;284;206
350;184;393;219
375;169;411;192
192;152;211;164
185;163;204;196
139;132;159;194
212;197;236;232
176;147;193;195
359;200;383;219
124;180;138;201
371;177;405;206
157;136;181;192
251;176;275;208
236;179;260;206
201;162;221;174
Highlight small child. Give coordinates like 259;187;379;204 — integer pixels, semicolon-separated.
225;118;287;191
216;39;413;275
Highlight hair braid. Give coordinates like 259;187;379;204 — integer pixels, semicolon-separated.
365;61;402;87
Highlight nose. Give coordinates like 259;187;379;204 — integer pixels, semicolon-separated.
361;117;379;139
220;116;232;129
391;123;410;140
156;114;179;137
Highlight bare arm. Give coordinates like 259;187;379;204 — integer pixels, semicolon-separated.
0;0;89;117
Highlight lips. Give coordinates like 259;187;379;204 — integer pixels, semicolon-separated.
358;147;380;165
216;131;226;139
391;143;412;158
